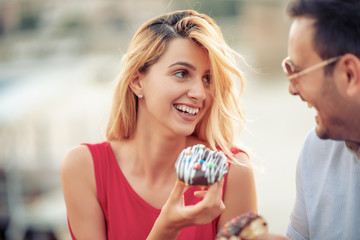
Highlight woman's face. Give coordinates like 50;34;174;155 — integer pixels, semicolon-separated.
138;38;213;137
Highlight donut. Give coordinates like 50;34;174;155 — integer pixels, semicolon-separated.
216;212;269;240
175;144;228;186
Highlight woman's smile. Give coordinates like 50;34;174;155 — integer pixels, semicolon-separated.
173;104;200;116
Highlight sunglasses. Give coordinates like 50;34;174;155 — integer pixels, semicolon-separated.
281;55;343;81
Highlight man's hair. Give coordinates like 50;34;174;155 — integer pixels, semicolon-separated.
287;0;360;61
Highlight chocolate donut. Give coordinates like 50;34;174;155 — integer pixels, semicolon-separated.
175;144;228;186
216;212;269;240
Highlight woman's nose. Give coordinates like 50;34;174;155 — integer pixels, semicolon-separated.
187;78;207;101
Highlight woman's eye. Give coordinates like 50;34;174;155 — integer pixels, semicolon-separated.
174;70;188;79
202;75;211;84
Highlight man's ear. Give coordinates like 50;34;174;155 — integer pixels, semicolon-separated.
342;54;360;98
129;71;143;96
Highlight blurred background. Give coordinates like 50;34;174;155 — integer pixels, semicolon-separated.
0;0;315;239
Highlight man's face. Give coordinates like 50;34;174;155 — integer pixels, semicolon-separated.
287;17;348;140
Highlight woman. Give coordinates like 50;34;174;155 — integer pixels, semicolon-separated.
61;10;257;240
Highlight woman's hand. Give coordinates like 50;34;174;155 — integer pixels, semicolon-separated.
147;179;225;240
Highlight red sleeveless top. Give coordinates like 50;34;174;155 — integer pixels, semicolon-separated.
68;142;243;239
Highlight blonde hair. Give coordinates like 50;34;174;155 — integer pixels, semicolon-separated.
106;10;246;162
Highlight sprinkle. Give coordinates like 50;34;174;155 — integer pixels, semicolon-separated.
208;163;215;168
200;159;205;164
193;163;201;170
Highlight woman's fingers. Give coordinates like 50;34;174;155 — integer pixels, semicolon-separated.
194;179;224;201
199;179;224;205
194;190;207;198
180;179;225;225
168;180;187;203
161;178;226;228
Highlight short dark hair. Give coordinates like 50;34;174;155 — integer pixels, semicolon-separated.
287;0;360;62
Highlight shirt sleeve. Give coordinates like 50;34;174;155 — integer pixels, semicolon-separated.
285;148;310;240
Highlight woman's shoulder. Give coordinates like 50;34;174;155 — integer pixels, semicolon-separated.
226;147;253;183
232;149;250;165
61;145;94;176
62;141;111;167
61;144;99;199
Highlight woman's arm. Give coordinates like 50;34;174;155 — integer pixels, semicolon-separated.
61;146;107;240
217;151;258;231
147;179;225;240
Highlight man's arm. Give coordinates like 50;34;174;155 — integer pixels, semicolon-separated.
285;150;310;240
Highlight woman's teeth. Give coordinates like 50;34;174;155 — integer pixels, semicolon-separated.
174;104;200;116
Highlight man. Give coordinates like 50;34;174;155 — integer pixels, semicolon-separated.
281;0;360;239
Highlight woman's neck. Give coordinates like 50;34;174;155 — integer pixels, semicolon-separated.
123;130;187;182
141;134;184;159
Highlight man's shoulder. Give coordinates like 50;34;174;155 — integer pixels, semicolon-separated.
302;128;345;155
297;128;351;175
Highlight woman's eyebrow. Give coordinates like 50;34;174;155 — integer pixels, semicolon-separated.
168;61;196;70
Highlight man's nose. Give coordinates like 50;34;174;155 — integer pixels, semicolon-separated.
288;81;299;96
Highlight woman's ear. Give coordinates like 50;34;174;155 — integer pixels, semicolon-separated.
342;54;360;98
129;71;143;96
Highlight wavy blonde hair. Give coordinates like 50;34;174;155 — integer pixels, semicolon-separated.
106;10;246;162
